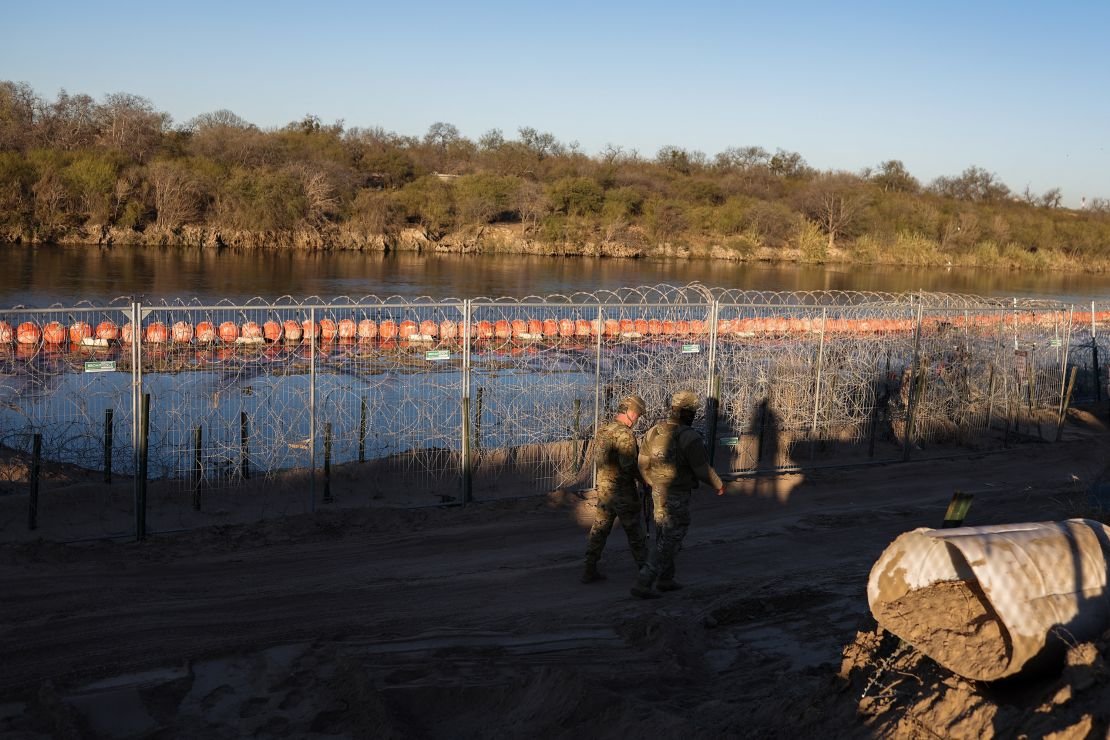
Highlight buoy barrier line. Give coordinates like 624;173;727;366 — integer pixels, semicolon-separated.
0;309;1104;351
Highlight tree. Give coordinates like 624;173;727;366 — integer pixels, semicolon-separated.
514;179;548;231
769;149;808;178
398;176;456;240
517;127;564;161
714;145;770;171
0;81;38;151
39;90;100;151
455;173;520;225
187;109;253;132
929;166;1010;202
870;160;919;193
1039;187;1062;209
547;177;604;216
478;128;504;151
96;92;168;163
795;174;869;251
149;160;200;229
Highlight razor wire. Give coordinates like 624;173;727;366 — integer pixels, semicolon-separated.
0;285;1101;541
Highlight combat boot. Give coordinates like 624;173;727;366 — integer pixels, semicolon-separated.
581;559;606;584
630;570;661;599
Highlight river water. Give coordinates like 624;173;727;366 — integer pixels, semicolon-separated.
7;243;1110;305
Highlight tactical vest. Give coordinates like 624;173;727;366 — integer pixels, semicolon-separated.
594;421;637;489
643;421;699;490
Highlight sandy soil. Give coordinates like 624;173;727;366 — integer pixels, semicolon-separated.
1;410;1109;738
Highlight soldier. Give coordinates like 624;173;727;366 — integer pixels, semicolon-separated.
581;394;649;584
631;390;725;599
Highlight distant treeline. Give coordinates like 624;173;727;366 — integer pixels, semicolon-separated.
2;80;1110;269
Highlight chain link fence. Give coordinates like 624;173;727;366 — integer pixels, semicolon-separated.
0;285;1100;541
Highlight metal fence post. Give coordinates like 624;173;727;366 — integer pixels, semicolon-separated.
131;301;145;540
706;300;720;464
137;393;149;541
810;307;828;446
903;304;924;461
309;306;316;512
591;304;603;490
27;433;40;531
461;300;472;504
1055;309;1074;435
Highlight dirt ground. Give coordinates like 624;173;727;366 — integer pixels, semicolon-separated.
2;410;1110;738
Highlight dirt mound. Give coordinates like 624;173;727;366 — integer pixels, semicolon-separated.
840;625;1110;737
872;580;1011;681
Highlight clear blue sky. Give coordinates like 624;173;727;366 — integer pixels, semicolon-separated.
5;0;1108;205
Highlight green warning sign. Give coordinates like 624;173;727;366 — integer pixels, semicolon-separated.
719;436;739;446
681;344;701;354
84;360;117;373
425;350;451;361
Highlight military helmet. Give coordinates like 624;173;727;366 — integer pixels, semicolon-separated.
618;394;646;415
670;390;700;412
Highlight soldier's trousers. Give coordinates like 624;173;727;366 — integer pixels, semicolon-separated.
585;487;647;566
640;486;692;583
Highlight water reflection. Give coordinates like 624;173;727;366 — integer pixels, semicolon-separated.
6;243;1110;304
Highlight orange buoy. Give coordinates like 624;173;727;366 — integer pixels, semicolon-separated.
195;321;216;343
510;319;528;337
618;318;635;334
217;321;238;343
357;319;379;339
528;319;543;336
542;318;560;337
42;321;65;344
282;319;302;342
689;319;706;335
419;319;439;338
318;318;337;341
241;321;263;340
0;321;11;343
16;321;40;344
379;320;398;340
95;321;118;340
475;320;493;339
301;320;318;341
358;319;378;339
494;320;512;339
439;320;457;339
674;320;691;336
575;319;591;337
171;321;194;343
661;320;676;335
262;320;283;342
399;320;418;340
69;321;92;344
604;319;620;337
145;322;168;343
337;318;357;339
558;318;575;338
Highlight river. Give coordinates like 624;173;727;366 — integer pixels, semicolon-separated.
6;243;1110;305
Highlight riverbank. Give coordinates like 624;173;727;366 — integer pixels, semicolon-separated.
8;222;1110;274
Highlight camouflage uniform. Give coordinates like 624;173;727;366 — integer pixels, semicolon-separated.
632;391;723;597
582;396;648;583
584;420;648;572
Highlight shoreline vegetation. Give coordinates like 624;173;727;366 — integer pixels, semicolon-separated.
3;82;1110;272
